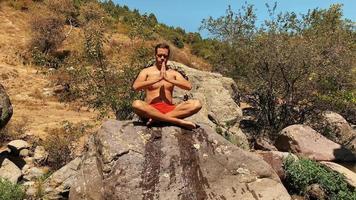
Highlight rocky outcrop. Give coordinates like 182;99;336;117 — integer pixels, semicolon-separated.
275;125;356;162
69;120;291;200
321;111;356;150
168;61;248;149
0;84;13;129
42;157;82;199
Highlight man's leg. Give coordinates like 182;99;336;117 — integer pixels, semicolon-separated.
166;100;202;119
132;100;196;129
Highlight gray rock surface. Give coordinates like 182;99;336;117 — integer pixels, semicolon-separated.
69;120;290;200
43;157;82;199
0;84;13;129
168;61;248;149
0;158;21;183
275;125;356;161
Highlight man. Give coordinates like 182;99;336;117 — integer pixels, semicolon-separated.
132;43;202;129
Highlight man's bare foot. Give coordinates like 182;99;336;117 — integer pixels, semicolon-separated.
178;120;197;129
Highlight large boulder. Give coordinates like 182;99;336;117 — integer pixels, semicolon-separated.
275;125;356;162
321;111;356;149
0;84;13;129
69;120;291;200
168;61;248;149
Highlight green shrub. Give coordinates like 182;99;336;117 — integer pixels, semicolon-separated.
0;178;25;200
284;156;356;199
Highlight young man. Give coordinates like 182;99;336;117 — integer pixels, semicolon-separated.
132;43;202;129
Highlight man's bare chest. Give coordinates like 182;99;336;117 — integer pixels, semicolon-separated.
147;72;174;90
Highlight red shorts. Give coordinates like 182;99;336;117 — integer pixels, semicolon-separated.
150;102;176;114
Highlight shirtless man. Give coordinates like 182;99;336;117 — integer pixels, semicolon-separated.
132;43;202;129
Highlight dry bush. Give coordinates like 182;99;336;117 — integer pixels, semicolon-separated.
40;121;91;170
46;0;77;21
0;117;29;145
7;0;32;10
78;2;108;25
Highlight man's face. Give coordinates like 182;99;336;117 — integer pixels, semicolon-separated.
155;48;169;66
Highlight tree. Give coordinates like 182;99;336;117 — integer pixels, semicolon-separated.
200;3;355;138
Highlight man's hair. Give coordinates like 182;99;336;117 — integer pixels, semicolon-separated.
155;43;170;56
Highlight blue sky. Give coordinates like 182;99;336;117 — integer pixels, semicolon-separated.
113;0;356;36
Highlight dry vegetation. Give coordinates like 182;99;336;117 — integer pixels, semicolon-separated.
0;0;210;148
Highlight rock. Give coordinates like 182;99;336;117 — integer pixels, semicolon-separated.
23;167;48;181
0;158;22;183
34;146;48;163
254;137;278;151
0;146;10;155
320;161;356;188
256;151;298;180
306;184;326;200
275;125;356;162
19;149;29;157
0;84;13;129
7;140;29;153
69;120;291;200
43;157;82;199
24;157;34;166
321;111;356;146
167;61;248;148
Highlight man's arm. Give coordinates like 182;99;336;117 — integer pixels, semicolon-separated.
132;69;162;91
164;70;192;90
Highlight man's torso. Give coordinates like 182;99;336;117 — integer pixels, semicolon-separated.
144;66;176;104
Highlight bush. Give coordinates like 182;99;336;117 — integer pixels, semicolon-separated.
29;14;66;68
200;4;355;139
284;156;356;199
41;121;90;170
0;178;25;200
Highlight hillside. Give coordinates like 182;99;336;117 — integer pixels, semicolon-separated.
0;1;212;138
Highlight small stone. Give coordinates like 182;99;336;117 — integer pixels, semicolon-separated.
22;164;31;174
24;157;35;165
0;146;10;154
193;143;200;150
34;146;48;163
19;149;29;157
7;140;29;153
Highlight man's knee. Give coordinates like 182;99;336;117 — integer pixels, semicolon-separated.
132;100;144;111
191;100;202;112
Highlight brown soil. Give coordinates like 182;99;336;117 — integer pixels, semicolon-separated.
0;4;97;138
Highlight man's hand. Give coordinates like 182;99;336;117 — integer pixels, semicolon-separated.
161;61;169;80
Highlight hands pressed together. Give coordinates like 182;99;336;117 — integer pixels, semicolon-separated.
157;61;172;83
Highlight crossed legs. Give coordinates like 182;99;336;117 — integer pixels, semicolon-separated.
132;100;202;129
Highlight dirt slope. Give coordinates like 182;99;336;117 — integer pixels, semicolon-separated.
0;5;96;138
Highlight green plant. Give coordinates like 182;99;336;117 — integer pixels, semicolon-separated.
200;3;355;140
284;156;356;199
0;178;25;200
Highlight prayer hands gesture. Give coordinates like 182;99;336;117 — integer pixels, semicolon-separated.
159;61;169;81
